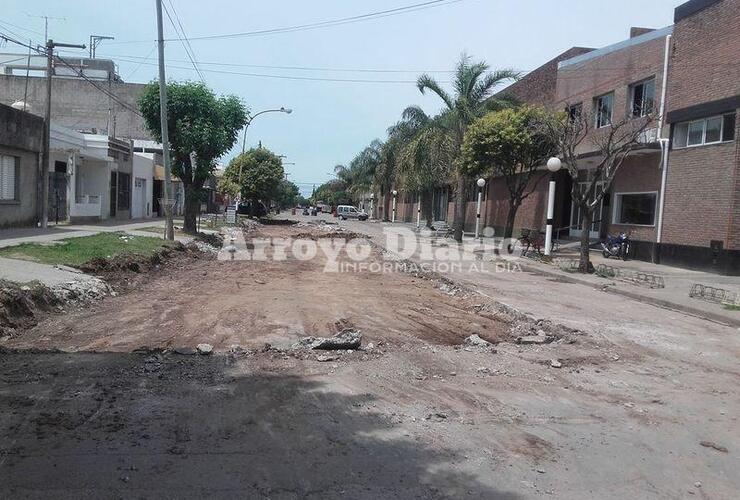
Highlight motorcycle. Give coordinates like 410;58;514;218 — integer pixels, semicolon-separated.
601;232;631;260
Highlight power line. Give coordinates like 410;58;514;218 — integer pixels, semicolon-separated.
162;0;205;83
103;54;441;84
0;32;144;118
108;0;464;44
91;52;457;74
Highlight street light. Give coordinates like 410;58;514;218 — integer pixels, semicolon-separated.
237;107;292;207
416;192;422;230
241;107;292;154
544;157;562;256
369;193;375;220
392;190;398;223
475;178;486;239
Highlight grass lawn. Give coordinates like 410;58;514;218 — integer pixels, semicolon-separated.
724;303;740;311
0;232;176;267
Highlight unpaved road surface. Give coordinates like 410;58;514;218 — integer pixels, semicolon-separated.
1;222;738;499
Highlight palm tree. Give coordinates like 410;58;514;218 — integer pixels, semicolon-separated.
416;54;518;241
394;107;454;227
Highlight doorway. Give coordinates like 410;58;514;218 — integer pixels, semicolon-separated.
432;187;448;221
569;181;605;239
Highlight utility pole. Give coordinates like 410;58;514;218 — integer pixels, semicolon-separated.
89;35;114;59
156;0;174;241
40;38;85;229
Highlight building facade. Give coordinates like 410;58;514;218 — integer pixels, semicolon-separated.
0;103;43;228
660;0;740;273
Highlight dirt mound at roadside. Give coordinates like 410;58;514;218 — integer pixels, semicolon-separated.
0;282;61;338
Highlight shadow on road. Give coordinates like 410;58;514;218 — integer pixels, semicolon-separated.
0;352;522;499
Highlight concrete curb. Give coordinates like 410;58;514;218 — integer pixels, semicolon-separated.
516;261;740;328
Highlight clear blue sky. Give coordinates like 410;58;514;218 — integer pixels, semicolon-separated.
1;0;679;195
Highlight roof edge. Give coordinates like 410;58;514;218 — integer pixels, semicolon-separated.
558;26;674;70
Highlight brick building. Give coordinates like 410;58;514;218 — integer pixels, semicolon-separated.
660;0;740;273
391;0;738;275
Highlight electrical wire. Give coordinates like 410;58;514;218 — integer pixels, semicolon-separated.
108;0;464;44
162;0;206;83
0;32;144;117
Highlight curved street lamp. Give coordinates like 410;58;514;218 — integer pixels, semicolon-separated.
236;107;292;206
544;157;562;256
241;107;292;154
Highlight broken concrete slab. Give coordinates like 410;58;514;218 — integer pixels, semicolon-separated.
196;343;213;355
294;328;362;350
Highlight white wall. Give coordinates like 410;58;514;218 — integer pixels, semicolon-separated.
132;153;154;218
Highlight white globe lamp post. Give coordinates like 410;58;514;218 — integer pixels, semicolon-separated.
544;157;562;256
391;190;398;223
475;178;486;239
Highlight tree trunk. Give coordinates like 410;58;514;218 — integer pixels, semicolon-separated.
578;206;592;273
382;192;391;222
453;174;466;242
183;183;200;234
422;188;434;229
504;201;519;240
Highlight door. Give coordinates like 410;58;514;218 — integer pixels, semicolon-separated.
569;182;604;239
109;171;117;217
132;177;146;218
432;187;448;221
49;161;69;223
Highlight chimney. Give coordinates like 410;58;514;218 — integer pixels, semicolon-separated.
630;27;655;38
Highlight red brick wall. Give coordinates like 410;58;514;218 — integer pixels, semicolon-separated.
662;0;740;250
605;154;662;241
500;47;593;108
555;33;668;156
667;0;740;111
663;140;737;248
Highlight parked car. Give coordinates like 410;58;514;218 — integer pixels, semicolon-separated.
237;200;267;217
337;205;368;221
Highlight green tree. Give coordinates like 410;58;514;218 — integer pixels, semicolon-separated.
222;148;284;212
275;180;300;209
462;106;557;239
139;81;247;233
416;55;518;241
395;107;454;227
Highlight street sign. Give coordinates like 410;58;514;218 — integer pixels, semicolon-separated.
226;206;236;224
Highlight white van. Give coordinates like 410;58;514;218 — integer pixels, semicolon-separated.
337;205;368;221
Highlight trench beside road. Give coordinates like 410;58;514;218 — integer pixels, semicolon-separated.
0;220;738;499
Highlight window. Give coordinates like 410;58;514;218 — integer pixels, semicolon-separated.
568;103;583;122
630;78;655;117
673;112;736;148
117;172;131;211
595;92;614;128
614;192;657;226
0;155;19;201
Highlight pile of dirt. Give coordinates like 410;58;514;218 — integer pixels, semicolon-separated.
0;281;61;339
258;217;298;226
194;232;223;248
291;230;369;241
77;242;207;290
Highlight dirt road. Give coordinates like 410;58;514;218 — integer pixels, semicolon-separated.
1;221;738;499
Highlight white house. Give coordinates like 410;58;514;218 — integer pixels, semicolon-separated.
49;125;149;222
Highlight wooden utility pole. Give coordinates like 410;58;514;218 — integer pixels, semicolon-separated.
41;39;85;229
155;0;174;240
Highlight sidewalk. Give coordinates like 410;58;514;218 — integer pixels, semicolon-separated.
517;252;740;327
324;215;740;327
0;219;193;249
0;219;200;286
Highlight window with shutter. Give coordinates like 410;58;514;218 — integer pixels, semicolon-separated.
0;155;18;201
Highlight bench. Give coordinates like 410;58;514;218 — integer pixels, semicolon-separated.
431;221;454;238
